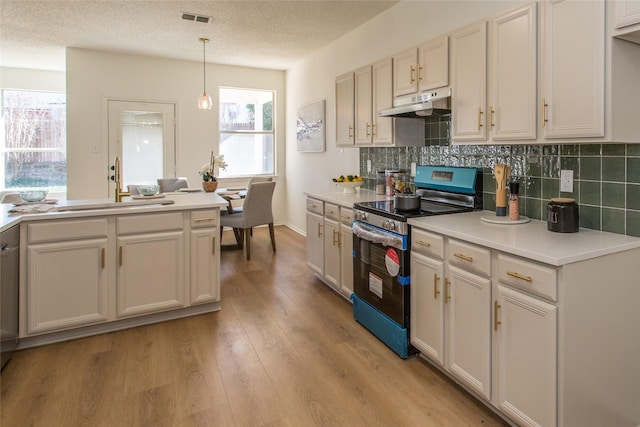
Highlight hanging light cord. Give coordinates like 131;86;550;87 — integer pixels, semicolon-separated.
202;38;207;91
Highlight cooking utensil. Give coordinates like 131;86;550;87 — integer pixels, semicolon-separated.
494;164;509;216
394;193;420;211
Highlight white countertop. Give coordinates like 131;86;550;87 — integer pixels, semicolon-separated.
0;192;228;232
304;188;390;208
408;210;640;266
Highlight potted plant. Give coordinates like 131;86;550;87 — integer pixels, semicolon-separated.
199;152;228;192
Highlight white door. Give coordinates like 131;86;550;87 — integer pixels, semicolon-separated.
107;101;176;191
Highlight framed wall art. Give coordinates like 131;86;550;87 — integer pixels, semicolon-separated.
296;99;325;153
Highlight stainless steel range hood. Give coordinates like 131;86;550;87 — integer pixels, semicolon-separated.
378;87;451;118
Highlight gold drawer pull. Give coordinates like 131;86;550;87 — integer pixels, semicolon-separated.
433;273;440;299
494;300;501;331
454;252;473;262
317;223;322;238
507;271;533;282
194;217;216;222
326;209;334;214
307;203;317;208
444;278;451;304
341;215;352;220
101;248;105;269
416;240;431;248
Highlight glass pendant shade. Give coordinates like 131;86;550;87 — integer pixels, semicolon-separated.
197;38;213;110
198;92;212;110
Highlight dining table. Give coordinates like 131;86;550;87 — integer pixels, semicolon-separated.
216;187;248;249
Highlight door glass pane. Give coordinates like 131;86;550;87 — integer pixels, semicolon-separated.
121;111;163;187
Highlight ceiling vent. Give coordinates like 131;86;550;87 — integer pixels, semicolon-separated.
181;12;212;24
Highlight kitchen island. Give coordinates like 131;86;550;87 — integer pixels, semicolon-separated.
408;211;640;427
2;192;228;348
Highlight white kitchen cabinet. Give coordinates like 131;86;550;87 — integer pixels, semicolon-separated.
306;197;324;276
393;35;449;97
25;218;109;335
322;202;341;291
616;0;640;28
410;251;445;363
451;21;488;142
446;264;492;400
541;0;605;139
452;3;537;144
339;207;354;297
495;284;557;427
489;2;537;141
353;58;394;146
116;232;184;318
335;71;354;146
189;210;220;305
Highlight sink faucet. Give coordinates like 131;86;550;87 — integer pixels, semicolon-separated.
113;156;130;202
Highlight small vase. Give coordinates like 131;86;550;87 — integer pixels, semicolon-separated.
202;181;219;192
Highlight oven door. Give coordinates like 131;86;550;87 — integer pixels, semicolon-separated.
352;221;409;327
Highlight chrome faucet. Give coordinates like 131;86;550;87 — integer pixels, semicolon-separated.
113;156;130;202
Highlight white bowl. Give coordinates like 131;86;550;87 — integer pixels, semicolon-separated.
335;181;363;194
20;190;48;202
137;185;159;196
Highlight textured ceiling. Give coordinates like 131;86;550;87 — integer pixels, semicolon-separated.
0;0;399;71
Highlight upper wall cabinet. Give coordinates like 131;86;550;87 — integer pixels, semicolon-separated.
615;0;640;29
393;35;449;98
354;58;394;145
335;71;355;146
540;0;605;139
451;3;537;144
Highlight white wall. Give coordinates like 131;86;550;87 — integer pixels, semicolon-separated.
285;0;522;234
0;67;66;92
66;48;287;222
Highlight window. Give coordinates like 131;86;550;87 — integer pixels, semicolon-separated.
218;87;274;177
1;90;66;191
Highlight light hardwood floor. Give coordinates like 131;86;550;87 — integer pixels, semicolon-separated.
1;226;508;426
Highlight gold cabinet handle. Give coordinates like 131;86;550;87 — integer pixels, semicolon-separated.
212;236;216;255
433;273;440;299
119;246;123;266
444;278;451;304
366;123;371;137
332;229;339;247
326;209;334;214
478;107;484;130
542;98;548;127
490;106;495;129
337;230;342;248
341;215;352;221
307;203;316;209
506;271;533;283
101;248;105;269
348;125;353;139
494;300;501;331
418;65;423;82
194;217;216;223
317;223;322;238
410;65;416;83
371;123;375;137
454;252;473;262
416;240;431;248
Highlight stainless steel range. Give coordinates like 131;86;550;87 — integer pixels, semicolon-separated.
350;165;483;358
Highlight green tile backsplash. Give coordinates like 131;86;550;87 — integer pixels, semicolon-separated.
359;117;640;237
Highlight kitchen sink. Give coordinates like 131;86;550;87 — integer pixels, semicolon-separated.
54;199;175;211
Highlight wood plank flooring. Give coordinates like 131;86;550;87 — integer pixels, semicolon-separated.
1;226;508;426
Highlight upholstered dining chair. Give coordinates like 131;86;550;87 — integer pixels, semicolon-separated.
157;178;189;193
227;176;273;215
220;181;276;261
0;192;21;204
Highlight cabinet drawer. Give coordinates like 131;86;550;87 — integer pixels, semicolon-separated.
190;210;219;228
117;212;183;235
497;254;557;302
340;207;354;226
27;218;108;243
324;203;340;221
411;228;444;259
306;197;323;215
447;239;491;277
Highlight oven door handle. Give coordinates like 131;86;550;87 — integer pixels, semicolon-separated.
352;221;405;250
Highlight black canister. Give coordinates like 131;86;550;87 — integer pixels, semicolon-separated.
547;198;579;233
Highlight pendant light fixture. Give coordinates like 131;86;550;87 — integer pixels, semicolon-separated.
197;37;212;110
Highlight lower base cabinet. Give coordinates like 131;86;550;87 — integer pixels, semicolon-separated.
20;209;221;340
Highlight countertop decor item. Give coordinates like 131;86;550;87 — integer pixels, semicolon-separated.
197;38;212;110
19;190;48;202
481;214;530;225
335;181;363;194
136;185;159;196
494;164;509;216
199;151;228;186
547;197;579;232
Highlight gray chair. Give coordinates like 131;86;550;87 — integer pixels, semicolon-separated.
220;181;276;260
157;178;189;193
0;192;21;204
228;176;273;214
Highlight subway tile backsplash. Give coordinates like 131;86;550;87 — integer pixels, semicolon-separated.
359;117;640;237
